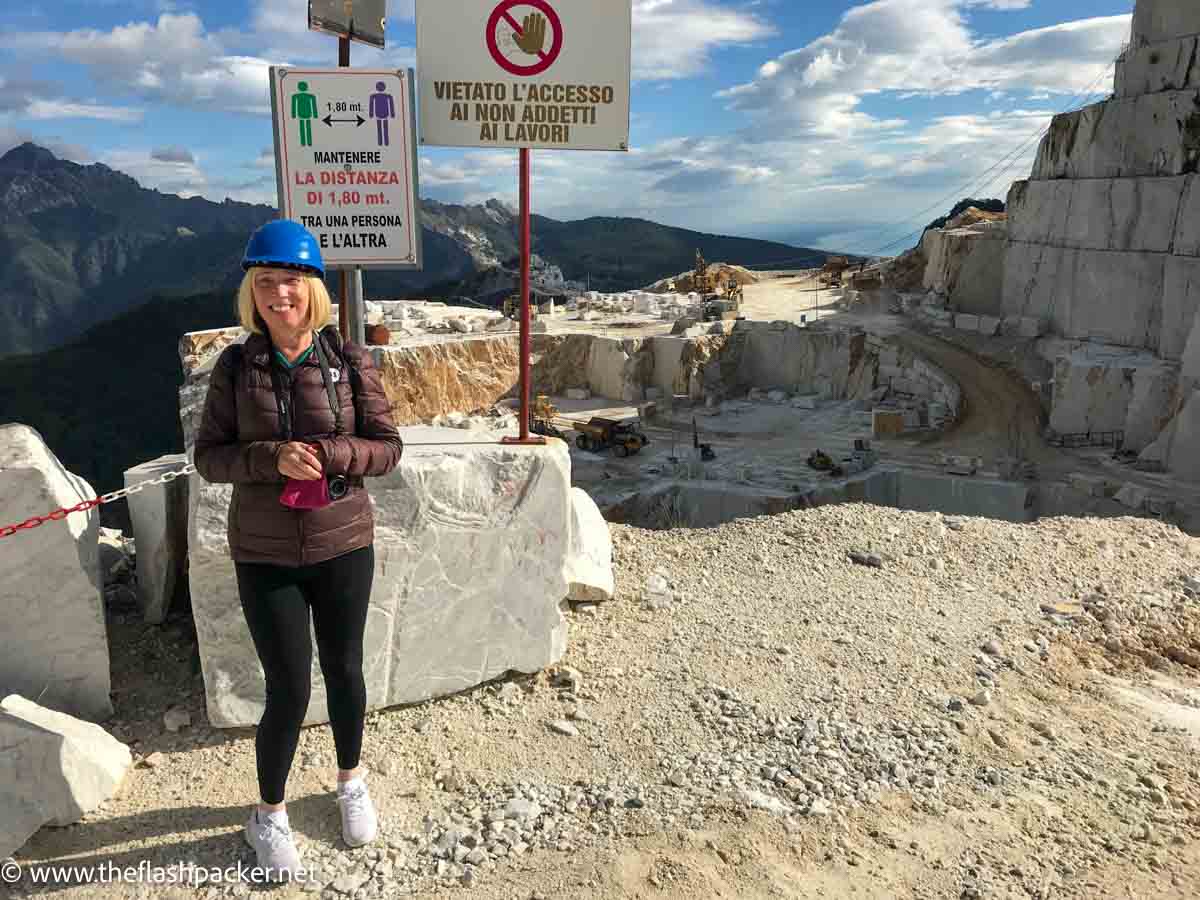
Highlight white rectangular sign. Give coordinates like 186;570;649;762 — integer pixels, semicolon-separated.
269;67;422;269
415;0;632;151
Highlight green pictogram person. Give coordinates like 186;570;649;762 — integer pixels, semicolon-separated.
291;81;318;147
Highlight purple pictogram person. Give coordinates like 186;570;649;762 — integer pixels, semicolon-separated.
369;82;395;147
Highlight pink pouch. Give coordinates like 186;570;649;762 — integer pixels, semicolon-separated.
279;477;330;510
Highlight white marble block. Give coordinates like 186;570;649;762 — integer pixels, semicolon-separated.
0;425;111;722
564;488;614;604
189;428;573;728
0;694;132;859
124;454;193;625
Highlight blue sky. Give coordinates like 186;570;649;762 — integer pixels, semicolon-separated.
0;0;1134;253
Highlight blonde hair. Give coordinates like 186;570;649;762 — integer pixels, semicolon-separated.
237;268;332;335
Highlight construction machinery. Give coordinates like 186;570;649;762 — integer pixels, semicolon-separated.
839;438;879;475
724;278;744;305
572;416;650;457
502;294;539;321
702;278;744;322
529;395;650;457
530;395;566;440
692;249;714;295
807;440;877;478
807;449;835;472
690;248;744;321
819;256;851;288
693;417;716;461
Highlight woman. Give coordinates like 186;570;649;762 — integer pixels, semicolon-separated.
194;219;403;880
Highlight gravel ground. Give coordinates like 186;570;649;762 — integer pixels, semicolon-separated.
6;505;1200;899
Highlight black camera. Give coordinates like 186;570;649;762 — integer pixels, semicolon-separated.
327;474;348;500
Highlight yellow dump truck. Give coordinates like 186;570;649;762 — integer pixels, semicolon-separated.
530;395;650;457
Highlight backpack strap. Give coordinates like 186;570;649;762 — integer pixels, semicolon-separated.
320;325;367;435
228;342;245;430
228;342;244;382
311;328;344;434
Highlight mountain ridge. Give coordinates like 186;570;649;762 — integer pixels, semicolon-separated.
0;143;837;358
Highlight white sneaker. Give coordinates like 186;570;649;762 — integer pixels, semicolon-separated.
336;777;378;847
244;808;303;881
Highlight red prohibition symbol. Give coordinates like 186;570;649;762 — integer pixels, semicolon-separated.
486;0;564;77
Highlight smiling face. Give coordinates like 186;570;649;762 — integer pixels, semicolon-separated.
251;267;311;341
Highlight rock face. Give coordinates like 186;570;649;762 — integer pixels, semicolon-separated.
1000;0;1200;480
1116;31;1200;98
375;338;521;423
124;454;192;624
921;210;1007;315
532;333;727;404
0;425;111;722
582;337;648;403
188;428;572;728
0;694;132;858
1004;179;1197;352
1048;346;1177;451
1130;0;1200;46
178;323;872;429
180;328;722;424
717;322;876;401
871;338;963;422
564;488;614;603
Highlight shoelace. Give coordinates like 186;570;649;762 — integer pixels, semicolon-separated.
257;817;294;852
339;784;370;824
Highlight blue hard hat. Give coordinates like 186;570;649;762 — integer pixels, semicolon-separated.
242;219;324;276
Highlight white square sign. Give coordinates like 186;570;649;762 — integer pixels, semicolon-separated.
269;67;422;269
416;0;632;151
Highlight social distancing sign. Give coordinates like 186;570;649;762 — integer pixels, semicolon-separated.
416;0;632;151
269;67;422;269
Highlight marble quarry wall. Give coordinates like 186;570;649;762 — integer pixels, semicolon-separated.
995;0;1200;478
715;321;877;402
921;220;1006;315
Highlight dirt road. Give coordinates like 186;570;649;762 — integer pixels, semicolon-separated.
884;327;1050;460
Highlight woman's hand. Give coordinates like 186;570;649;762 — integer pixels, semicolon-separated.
276;442;324;480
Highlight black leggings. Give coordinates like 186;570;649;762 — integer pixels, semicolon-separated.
235;544;374;805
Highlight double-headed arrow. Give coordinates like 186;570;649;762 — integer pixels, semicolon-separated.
322;114;365;127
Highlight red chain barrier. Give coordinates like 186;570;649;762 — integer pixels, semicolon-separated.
0;462;197;540
0;498;104;538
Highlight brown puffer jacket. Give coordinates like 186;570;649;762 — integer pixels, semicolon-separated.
194;327;403;567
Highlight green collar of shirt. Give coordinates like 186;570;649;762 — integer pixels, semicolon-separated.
273;344;314;369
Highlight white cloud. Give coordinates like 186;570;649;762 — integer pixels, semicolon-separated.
2;14;276;114
95;147;278;204
252;147;275;169
416;89;1062;255
966;0;1031;8
1;8;414;117
418;156;472;187
151;145;194;163
718;0;1129;140
0;0;1132;254
100;148;209;197
632;0;774;80
0;73;144;121
25;99;144;121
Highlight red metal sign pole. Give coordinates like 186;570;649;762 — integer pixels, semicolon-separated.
505;147;545;445
338;35;351;341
